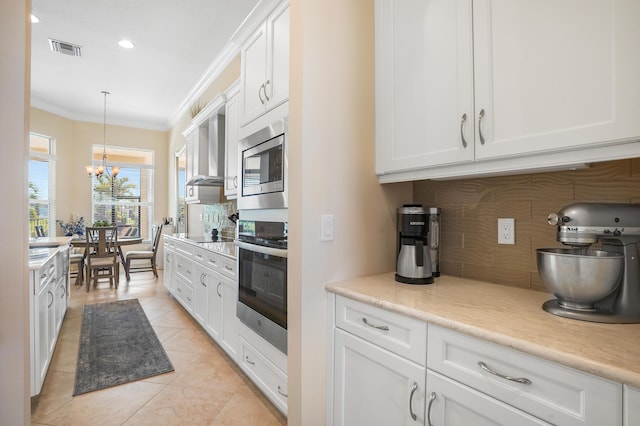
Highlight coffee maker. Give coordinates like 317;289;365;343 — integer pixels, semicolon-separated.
538;202;640;323
396;204;434;284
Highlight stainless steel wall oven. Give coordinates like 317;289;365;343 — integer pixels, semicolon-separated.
235;219;287;354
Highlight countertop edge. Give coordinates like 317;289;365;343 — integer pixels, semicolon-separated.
164;234;236;260
326;278;640;389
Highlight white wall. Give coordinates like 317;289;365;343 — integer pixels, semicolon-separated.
288;0;412;423
0;0;30;423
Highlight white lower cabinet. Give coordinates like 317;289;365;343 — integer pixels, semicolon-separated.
329;295;625;426
175;273;194;313
165;236;285;415
333;328;426;425
624;385;640;426
30;248;68;396
240;334;288;415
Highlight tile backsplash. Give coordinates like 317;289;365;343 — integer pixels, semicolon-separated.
203;201;237;240
413;159;640;291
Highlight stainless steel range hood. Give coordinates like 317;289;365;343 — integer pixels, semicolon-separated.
187;113;226;186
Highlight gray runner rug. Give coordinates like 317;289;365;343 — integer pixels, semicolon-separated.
73;299;174;396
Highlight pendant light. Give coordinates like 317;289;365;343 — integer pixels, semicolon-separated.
86;91;119;178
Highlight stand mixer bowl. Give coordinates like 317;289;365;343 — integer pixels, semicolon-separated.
536;248;624;310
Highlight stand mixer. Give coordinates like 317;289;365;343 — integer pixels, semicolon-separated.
537;202;640;323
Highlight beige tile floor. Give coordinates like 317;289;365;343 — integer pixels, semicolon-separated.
31;270;287;426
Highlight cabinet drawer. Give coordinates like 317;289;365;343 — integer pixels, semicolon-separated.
219;256;236;279
165;238;176;251
427;325;621;426
174;240;194;257
335;295;427;366
240;337;288;413
36;256;57;294
174;255;193;282
175;275;193;311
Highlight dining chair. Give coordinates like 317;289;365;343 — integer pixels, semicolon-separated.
124;224;163;281
69;244;85;286
85;226;119;291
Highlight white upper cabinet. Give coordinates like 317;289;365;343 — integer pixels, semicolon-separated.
224;82;240;199
240;1;290;127
376;0;640;182
376;0;475;174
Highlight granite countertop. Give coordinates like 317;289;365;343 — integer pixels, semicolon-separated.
165;234;236;259
326;272;640;389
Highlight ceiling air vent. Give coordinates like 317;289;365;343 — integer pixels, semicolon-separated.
48;38;82;57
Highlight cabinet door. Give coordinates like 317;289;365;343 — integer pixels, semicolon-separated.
206;270;223;342
193;265;209;326
34;285;51;394
224;91;239;198
375;0;475;175
333;329;426;426
221;276;238;360
265;2;290;110
426;370;550;426
241;22;268;125
473;0;640;160
163;246;175;293
624;385;640;426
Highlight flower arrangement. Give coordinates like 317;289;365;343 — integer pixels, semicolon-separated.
57;214;85;236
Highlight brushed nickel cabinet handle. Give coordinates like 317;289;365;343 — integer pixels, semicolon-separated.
263;80;270;101
48;290;54;308
233;175;238;188
478;361;532;385
258;84;265;104
478;108;486;145
409;382;418;421
362;317;389;331
217;282;222;298
277;385;288;397
460;113;468;148
427;392;436;426
200;273;206;287
245;355;255;365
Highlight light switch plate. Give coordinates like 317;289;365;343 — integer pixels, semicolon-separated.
321;215;334;242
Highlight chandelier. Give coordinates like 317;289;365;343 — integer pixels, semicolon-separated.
86;91;119;178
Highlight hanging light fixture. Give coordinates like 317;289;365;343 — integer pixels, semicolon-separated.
86;91;120;178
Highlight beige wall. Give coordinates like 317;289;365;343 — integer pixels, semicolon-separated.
30;108;169;236
0;0;30;422
288;0;412;423
167;55;241;237
413;159;640;290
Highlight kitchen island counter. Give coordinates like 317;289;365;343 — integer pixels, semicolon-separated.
326;272;640;388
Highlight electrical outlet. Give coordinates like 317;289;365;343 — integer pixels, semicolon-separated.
498;218;515;245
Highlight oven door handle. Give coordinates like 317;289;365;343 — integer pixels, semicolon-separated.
234;240;288;258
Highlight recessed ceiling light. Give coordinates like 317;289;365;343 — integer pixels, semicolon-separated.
118;40;134;49
31;14;40;23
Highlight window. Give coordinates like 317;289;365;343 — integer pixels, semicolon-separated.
90;146;154;241
29;133;55;238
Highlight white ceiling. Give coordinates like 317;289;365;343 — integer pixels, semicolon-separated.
30;0;260;131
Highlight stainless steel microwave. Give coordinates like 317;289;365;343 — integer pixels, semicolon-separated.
238;118;288;210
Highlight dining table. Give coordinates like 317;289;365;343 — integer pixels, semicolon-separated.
70;236;143;267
